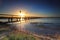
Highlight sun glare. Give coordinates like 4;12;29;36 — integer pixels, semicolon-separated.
19;11;26;21
20;13;25;17
19;11;25;17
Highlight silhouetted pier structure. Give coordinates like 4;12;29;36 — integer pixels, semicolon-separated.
0;14;40;23
0;14;24;22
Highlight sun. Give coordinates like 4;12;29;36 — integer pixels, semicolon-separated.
19;11;25;17
19;11;26;21
20;13;25;17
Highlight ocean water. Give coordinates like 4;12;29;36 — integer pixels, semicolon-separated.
0;18;60;35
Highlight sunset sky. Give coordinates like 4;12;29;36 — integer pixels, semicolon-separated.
0;0;60;17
